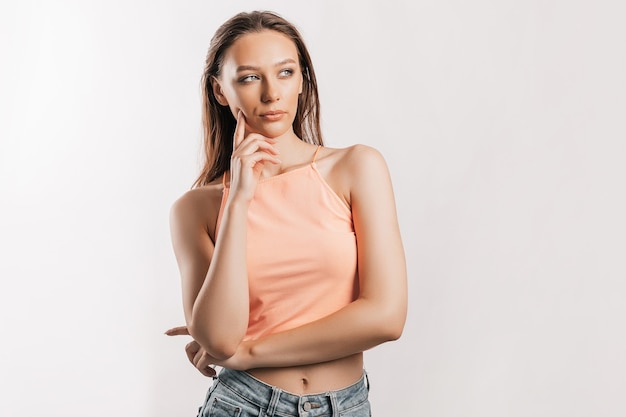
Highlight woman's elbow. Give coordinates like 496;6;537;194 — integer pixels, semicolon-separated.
188;321;240;360
205;340;238;361
377;307;406;342
385;321;404;341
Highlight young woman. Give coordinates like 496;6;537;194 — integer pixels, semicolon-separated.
166;10;407;417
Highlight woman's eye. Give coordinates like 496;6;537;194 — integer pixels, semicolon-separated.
239;74;259;83
279;69;294;77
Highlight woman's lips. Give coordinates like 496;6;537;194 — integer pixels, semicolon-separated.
260;111;286;121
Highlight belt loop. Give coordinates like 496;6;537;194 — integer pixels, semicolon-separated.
364;369;370;391
327;391;339;417
265;386;282;417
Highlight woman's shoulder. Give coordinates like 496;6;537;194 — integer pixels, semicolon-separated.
315;144;390;206
170;180;224;235
172;180;222;209
319;144;388;176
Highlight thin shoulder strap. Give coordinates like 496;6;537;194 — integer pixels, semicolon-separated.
222;171;228;189
312;145;322;163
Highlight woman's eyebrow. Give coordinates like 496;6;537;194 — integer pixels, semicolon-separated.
236;58;297;72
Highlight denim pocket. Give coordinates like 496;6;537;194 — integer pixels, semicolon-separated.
340;399;371;417
197;382;219;417
204;396;243;417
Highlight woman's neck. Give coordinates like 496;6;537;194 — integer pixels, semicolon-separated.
260;131;314;178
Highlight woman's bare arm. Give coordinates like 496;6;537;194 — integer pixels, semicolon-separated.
170;191;250;360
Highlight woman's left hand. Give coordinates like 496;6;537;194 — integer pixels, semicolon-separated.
165;326;250;375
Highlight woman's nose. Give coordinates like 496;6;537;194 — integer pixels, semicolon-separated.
261;79;280;103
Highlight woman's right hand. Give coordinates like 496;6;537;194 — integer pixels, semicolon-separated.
228;110;280;203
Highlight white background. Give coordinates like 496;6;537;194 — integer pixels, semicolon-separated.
1;1;625;416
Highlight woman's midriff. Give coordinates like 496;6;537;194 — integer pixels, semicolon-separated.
246;352;364;395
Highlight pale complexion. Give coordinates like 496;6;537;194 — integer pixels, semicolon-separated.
168;29;407;393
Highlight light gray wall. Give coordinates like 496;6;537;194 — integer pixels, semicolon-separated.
1;1;624;416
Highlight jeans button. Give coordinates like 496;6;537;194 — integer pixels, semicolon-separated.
303;401;312;411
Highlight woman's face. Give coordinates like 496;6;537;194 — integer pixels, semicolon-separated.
213;30;303;139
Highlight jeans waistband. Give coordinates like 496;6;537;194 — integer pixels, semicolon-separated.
216;368;369;416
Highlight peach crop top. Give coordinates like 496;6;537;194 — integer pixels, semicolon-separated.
215;146;358;341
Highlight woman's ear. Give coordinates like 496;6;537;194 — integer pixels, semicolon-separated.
211;77;229;106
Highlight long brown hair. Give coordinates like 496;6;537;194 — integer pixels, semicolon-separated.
193;11;323;188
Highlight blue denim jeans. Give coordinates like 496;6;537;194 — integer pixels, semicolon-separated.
198;368;371;417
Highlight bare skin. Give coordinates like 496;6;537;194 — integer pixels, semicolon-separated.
167;30;407;394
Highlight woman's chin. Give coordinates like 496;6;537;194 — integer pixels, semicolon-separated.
249;122;292;139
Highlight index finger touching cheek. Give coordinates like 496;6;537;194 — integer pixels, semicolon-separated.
234;110;246;149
